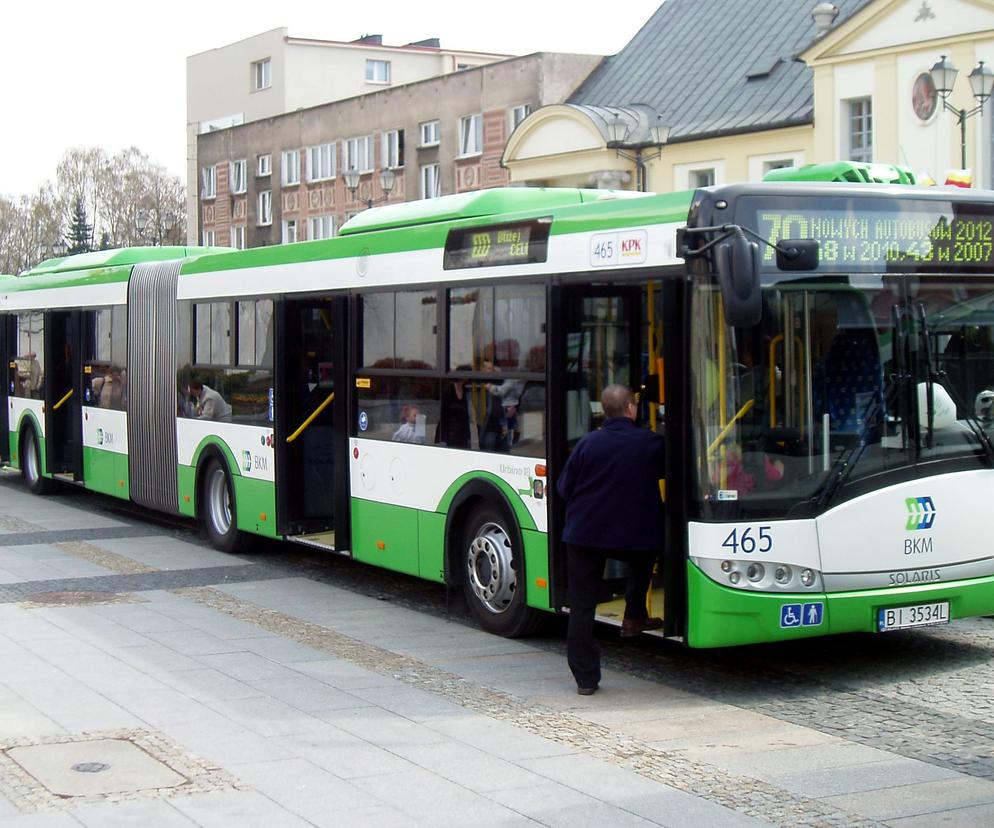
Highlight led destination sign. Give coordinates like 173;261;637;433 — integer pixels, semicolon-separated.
443;220;550;270
746;197;994;272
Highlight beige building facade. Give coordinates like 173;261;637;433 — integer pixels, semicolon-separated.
195;53;601;249
187;29;511;243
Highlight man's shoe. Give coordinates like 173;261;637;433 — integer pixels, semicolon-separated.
577;685;598;696
620;617;664;638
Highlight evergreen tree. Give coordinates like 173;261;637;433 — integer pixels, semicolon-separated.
98;231;112;250
67;196;92;255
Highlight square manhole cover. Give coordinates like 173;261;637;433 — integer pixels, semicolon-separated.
7;738;186;797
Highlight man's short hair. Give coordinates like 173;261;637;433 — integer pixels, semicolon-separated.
601;384;634;418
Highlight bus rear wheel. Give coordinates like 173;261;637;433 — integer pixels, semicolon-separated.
201;458;244;553
461;504;543;638
20;428;53;495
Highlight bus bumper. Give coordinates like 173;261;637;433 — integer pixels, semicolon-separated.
686;561;994;648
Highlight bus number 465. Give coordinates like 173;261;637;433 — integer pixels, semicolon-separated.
721;526;773;554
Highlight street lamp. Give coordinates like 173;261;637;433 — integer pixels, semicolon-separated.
36;239;68;261
344;166;396;209
604;107;669;192
931;54;994;170
136;209;178;245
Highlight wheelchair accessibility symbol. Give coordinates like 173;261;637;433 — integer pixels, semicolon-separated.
780;602;824;628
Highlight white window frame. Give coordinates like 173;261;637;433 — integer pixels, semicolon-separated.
365;59;391;83
230;159;247;194
459;113;483;157
281;149;300;186
309;215;336;240
689;168;716;188
230;225;247;250
307;143;336;182
257;190;272;226
747;151;805;181
201;165;216;199
257;154;271;177
344;136;374;174
420;163;440;199
846;97;873;163
509;104;531;132
282;219;298;244
202;229;216;246
420;120;440;147
382;129;404;169
252;58;271;91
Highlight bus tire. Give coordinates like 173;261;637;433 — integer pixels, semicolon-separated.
20;427;54;495
460;503;544;638
200;458;245;553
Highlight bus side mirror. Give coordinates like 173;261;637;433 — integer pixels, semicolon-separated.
776;239;819;271
715;232;762;327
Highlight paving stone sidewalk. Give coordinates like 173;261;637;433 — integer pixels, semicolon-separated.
0;480;992;826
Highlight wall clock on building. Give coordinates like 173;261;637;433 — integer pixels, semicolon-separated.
913;72;938;121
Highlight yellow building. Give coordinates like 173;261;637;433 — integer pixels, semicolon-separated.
504;0;994;190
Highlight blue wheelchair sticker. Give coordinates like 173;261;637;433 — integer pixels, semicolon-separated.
780;604;802;628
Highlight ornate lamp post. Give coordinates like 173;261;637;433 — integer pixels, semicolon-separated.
604;108;669;192
931;55;994;171
344;166;396;209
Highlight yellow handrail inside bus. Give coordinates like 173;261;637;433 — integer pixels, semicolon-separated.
52;389;73;411
708;399;755;457
286;392;335;444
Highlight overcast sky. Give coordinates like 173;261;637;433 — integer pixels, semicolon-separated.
2;1;661;199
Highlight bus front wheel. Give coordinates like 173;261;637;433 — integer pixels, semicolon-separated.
201;458;244;553
20;428;53;495
461;504;543;638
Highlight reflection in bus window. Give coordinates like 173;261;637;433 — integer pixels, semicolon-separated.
361;291;437;370
449;284;545;371
13;312;44;399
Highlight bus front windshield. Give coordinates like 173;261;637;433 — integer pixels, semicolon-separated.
691;275;994;518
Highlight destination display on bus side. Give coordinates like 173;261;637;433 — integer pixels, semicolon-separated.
443;219;551;269
747;199;994;272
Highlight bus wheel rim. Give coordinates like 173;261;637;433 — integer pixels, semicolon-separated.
24;432;38;483
467;521;515;614
207;468;232;536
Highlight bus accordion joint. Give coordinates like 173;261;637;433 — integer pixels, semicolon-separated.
52;389;74;411
286;392;335;444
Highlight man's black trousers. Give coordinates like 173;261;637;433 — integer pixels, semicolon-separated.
566;543;657;690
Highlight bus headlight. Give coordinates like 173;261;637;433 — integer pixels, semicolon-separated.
691;557;823;592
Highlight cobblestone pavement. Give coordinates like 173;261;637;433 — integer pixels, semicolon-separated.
3;477;994;825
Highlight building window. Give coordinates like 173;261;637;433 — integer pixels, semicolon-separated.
252;58;271;91
847;97;873;163
366;59;390;83
420;120;440;147
509;105;531;132
282;219;298;244
307;143;336;182
382;130;405;169
459;114;483;156
230;159;247;194
309;215;335;240
689;168;715;188
281;149;300;186
230;226;246;250
421;163;440;199
202;229;216;246
257;154;271;177
344;136;374;174
201;166;216;199
763;159;794;174
258;190;272;226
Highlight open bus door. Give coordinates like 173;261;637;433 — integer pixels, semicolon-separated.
0;315;10;463
274;295;350;550
44;310;84;482
550;280;680;636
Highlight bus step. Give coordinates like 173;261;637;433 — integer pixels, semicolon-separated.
286;531;346;554
52;472;80;484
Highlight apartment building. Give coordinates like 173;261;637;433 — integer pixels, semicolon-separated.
195;52;601;249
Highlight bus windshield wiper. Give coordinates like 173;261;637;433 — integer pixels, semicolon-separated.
815;388;888;510
916;302;994;463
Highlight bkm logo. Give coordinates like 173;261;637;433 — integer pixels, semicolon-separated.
905;496;936;531
242;451;252;472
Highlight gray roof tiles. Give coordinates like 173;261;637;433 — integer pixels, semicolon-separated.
570;0;874;142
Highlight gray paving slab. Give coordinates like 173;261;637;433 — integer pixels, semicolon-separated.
774;756;962;798
101;642;202;674
242;673;373;714
144;627;247;656
822;775;994;820
155;666;268;703
319;704;454;749
0;685;65;739
203;694;329;738
170;788;314;827
94;537;252;570
886;800;994;826
159;718;298;766
0;811;85;826
706;740;895;778
344;681;484;723
425;712;581;761
270;726;422;779
71;798;196;827
7;676;144;733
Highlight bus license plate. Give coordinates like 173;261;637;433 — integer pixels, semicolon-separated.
878;601;949;632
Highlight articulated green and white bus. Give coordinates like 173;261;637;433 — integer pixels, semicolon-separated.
6;162;994;646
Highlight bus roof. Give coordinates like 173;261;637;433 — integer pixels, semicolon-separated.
339;187;652;235
22;246;233;278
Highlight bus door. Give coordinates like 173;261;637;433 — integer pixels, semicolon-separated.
44;310;84;481
274;295;350;549
0;315;10;463
551;282;668;627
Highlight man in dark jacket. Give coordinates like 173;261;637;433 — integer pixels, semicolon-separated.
557;384;665;695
